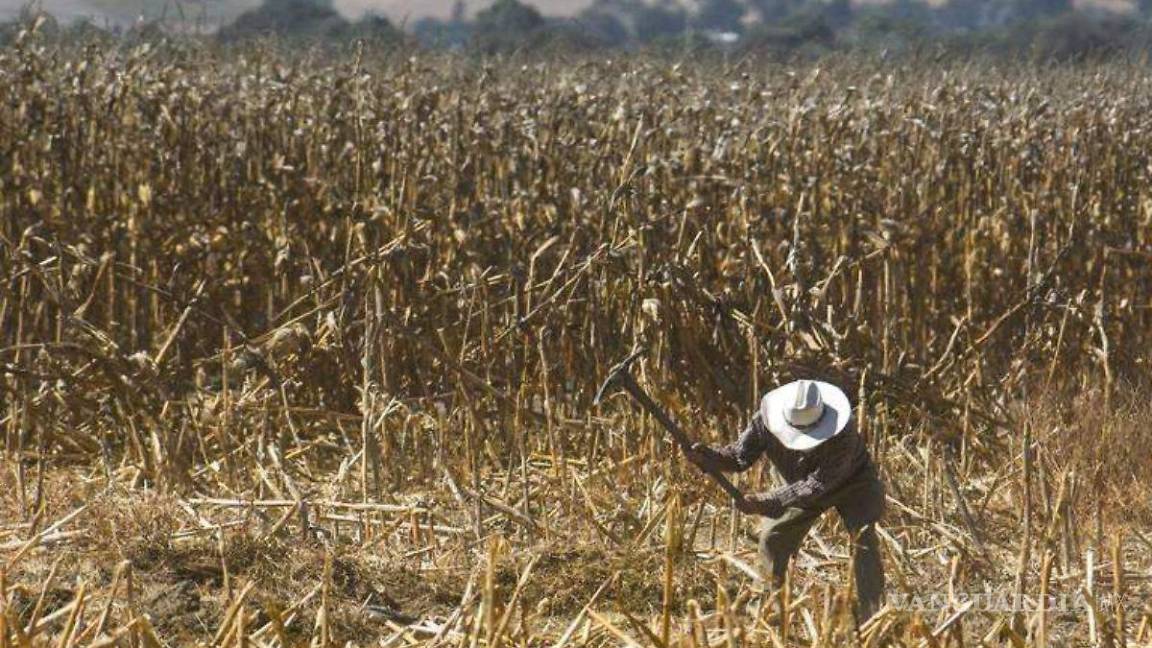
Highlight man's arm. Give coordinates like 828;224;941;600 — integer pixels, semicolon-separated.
685;413;769;474
748;428;865;513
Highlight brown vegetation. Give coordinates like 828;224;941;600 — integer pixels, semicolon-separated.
2;36;1152;645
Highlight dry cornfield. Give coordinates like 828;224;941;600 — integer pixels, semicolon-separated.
2;32;1152;647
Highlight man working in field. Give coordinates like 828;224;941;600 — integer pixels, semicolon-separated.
685;380;885;620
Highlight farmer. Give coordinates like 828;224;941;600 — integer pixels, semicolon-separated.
685;379;885;620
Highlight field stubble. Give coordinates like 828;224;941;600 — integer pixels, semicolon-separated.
2;39;1152;645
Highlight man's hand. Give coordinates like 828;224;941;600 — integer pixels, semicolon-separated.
735;494;784;518
683;443;730;473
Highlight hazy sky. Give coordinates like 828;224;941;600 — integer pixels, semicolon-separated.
1;0;1131;29
0;0;593;25
340;0;590;21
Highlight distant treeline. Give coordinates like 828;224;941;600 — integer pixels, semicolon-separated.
4;0;1152;60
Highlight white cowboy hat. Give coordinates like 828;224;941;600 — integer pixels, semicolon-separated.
760;380;852;451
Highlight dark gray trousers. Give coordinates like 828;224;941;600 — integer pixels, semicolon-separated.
758;468;886;621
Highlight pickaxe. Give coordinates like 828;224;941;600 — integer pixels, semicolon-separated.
594;348;746;503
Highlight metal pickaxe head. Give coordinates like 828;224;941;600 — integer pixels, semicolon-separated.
594;347;647;405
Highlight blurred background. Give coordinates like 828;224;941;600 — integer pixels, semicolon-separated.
1;0;1151;63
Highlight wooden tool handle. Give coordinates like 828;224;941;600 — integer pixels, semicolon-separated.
620;378;745;502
